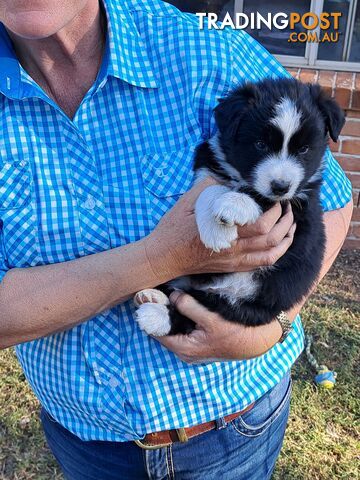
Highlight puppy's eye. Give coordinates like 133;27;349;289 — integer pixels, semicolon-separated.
255;140;267;151
298;145;309;154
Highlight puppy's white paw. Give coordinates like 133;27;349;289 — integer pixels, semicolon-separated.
199;221;238;252
213;192;262;226
134;289;170;307
135;303;171;336
195;185;238;252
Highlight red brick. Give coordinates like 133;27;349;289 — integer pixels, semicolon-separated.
352;206;360;222
336;72;353;90
351;90;360;110
329;139;340;152
349;223;360;238
348;173;360;188
355;73;360;90
341;120;360;137
336;155;360;171
318;70;335;97
342;139;360;155
347;110;360;119
349;74;360;110
335;88;351;109
299;69;318;84
352;190;360;207
343;238;360;249
319;69;355;110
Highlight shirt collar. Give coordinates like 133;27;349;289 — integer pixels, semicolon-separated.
0;24;21;98
0;0;158;99
103;0;158;88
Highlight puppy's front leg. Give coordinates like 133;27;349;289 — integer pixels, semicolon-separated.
195;186;262;252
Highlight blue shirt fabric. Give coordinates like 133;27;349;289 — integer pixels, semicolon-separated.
0;0;352;441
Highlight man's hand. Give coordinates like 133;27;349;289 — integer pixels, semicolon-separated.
155;291;283;363
146;178;296;282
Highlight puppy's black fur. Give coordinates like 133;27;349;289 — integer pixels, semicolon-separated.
156;78;344;334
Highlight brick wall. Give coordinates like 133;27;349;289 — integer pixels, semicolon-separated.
288;69;360;249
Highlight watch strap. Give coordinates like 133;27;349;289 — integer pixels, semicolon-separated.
276;311;292;343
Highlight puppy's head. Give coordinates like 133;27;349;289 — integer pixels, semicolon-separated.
214;78;345;201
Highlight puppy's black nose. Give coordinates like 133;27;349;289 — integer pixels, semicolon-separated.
271;180;290;196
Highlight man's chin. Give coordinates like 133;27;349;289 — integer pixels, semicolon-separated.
5;11;67;40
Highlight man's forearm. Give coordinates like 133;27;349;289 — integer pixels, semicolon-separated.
0;238;169;349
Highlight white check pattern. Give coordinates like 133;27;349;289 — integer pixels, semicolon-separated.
0;0;352;441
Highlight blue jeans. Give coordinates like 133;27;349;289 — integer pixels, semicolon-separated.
41;372;291;480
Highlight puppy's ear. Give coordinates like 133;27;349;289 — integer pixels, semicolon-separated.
309;84;345;142
214;83;259;139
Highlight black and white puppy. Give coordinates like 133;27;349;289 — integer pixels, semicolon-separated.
135;78;345;336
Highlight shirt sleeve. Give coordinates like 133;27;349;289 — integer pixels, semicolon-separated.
320;148;353;211
224;30;353;211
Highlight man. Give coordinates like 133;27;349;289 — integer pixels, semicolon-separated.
0;0;352;478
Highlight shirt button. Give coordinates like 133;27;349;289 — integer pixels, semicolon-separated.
98;79;107;89
155;167;166;178
109;376;120;388
83;196;96;210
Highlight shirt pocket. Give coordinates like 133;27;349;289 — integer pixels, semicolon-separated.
0;159;40;269
140;146;196;227
0;159;33;211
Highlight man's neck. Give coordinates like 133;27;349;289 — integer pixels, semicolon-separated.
6;0;106;119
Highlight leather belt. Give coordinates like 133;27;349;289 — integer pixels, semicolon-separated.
134;402;255;449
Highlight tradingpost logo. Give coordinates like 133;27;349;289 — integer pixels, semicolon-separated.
196;12;341;44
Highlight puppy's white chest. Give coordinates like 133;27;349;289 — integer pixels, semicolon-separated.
202;272;259;303
171;271;259;303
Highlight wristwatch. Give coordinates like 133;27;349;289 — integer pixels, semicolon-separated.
276;311;293;343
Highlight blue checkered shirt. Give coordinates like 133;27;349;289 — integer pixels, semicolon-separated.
0;0;352;441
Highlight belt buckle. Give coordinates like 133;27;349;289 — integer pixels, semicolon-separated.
176;428;189;443
134;428;189;450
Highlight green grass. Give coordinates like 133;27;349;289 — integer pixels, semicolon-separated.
0;348;62;479
274;250;360;480
0;250;359;479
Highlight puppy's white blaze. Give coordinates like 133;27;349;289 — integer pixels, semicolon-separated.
253;156;304;200
135;303;171;336
270;98;301;156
